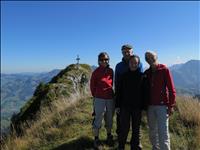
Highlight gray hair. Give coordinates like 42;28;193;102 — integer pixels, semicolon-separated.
145;51;158;61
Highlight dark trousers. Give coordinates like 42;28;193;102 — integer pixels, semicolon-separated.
118;107;142;150
116;112;120;136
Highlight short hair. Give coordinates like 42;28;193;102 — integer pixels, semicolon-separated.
129;55;140;64
121;44;133;50
145;51;158;61
98;52;109;61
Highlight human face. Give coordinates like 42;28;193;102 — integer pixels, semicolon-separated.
99;55;109;67
145;53;157;66
122;48;133;61
129;57;139;71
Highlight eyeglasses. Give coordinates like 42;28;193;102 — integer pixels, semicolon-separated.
100;58;109;61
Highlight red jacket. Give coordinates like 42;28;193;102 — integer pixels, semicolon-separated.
90;66;114;99
144;64;176;109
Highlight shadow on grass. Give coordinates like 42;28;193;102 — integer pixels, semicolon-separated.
52;136;94;150
52;136;118;150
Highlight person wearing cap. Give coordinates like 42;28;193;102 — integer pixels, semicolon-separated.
114;44;143;138
115;55;148;150
90;52;114;149
144;51;176;150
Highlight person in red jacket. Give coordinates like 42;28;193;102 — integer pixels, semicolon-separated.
144;51;176;150
90;52;114;149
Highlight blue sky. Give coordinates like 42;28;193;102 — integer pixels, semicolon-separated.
1;1;199;73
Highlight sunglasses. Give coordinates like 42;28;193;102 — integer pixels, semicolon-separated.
100;58;109;61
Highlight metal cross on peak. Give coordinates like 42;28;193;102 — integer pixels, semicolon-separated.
76;55;80;64
76;55;80;69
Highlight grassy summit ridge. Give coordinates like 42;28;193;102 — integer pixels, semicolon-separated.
10;64;92;136
2;64;200;150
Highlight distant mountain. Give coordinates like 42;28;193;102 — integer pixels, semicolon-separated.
1;69;60;132
170;60;200;95
169;63;183;70
1;61;199;133
91;65;97;71
1;63;199;150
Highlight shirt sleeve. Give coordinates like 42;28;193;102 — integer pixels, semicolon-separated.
165;68;176;108
114;65;119;92
115;74;123;108
90;70;97;97
139;62;143;73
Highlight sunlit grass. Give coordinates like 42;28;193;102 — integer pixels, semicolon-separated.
2;95;200;150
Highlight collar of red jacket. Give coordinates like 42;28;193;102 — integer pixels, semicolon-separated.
149;64;167;72
98;65;108;70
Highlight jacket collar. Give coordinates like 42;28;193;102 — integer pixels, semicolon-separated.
149;64;166;72
122;57;129;64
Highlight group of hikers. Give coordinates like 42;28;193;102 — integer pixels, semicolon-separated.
90;44;176;150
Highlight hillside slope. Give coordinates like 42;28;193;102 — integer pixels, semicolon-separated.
2;95;200;150
1;69;60;133
10;64;92;136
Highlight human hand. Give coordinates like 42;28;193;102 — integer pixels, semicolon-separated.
167;107;174;116
116;108;120;114
92;111;95;116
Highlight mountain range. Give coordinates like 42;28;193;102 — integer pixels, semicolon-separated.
1;69;60;132
169;60;200;96
1;60;200;133
1;63;200;150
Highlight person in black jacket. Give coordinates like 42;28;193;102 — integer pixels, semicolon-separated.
116;55;148;150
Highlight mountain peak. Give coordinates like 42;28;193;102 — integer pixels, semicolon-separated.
10;63;92;136
185;59;200;65
170;59;200;95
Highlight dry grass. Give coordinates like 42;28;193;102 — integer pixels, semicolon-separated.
171;96;200;150
176;96;200;126
1;90;90;150
2;94;200;150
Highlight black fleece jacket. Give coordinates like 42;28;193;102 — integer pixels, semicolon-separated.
115;68;149;109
